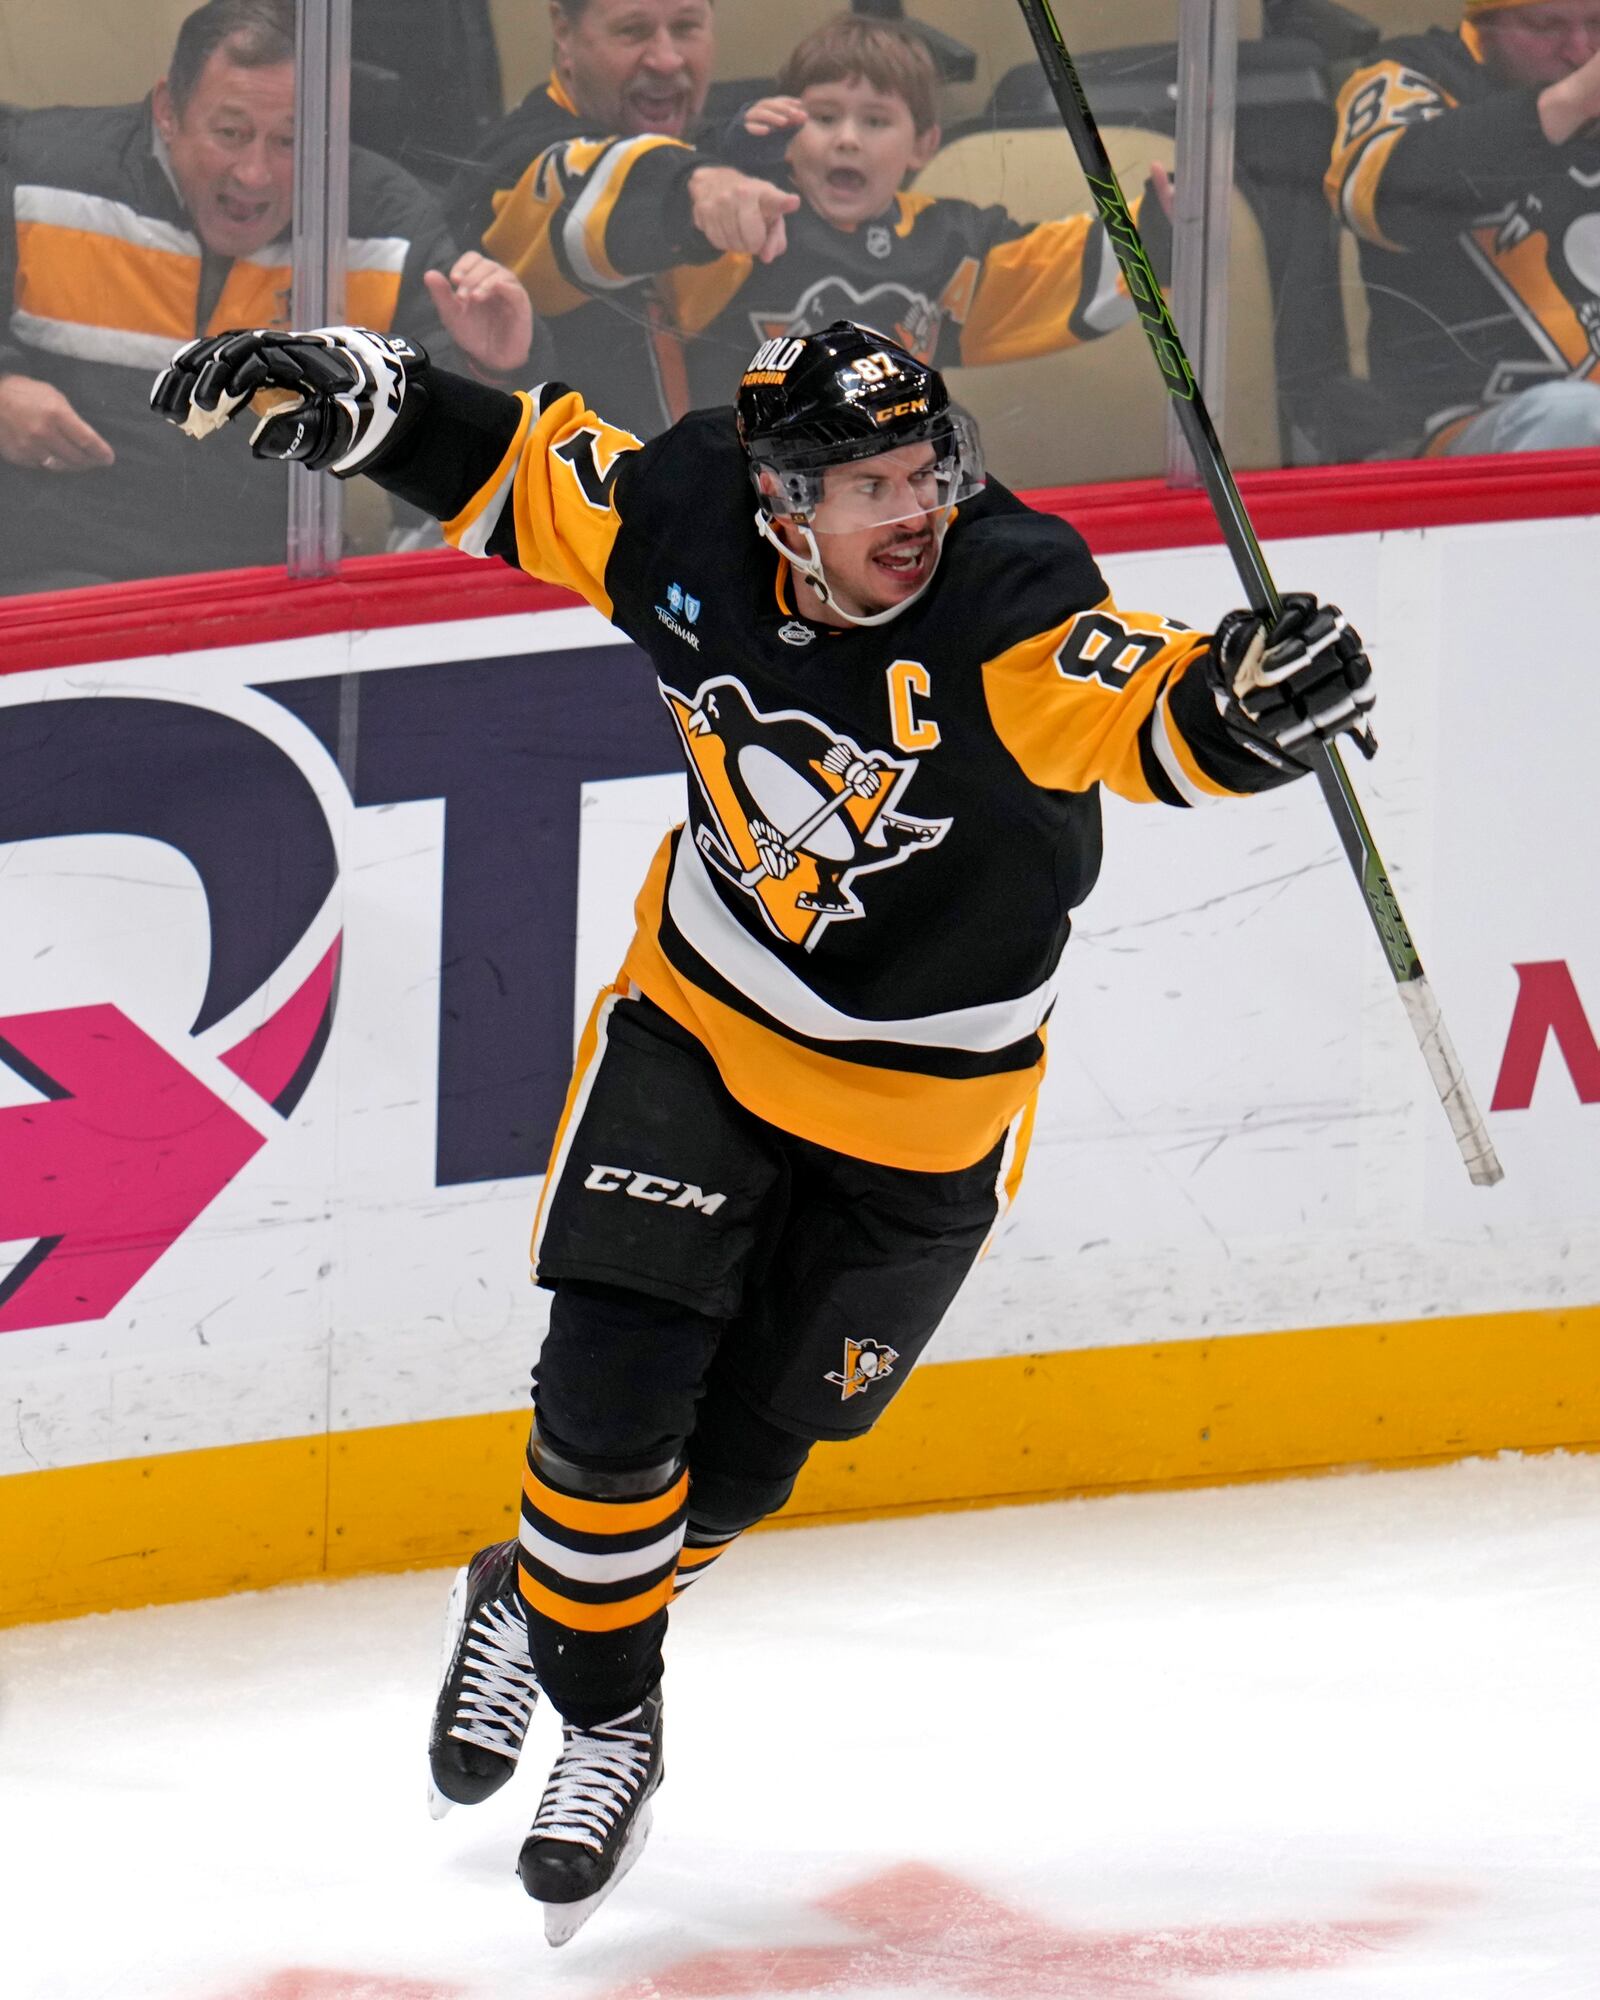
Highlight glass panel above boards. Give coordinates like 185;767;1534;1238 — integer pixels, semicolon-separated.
0;0;307;595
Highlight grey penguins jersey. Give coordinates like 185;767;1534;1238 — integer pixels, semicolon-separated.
367;367;1292;1173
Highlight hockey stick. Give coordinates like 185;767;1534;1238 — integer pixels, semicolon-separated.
1014;0;1503;1188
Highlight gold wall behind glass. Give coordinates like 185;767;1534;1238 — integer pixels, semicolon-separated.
0;2;199;106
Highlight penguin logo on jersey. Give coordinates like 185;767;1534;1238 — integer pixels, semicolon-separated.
663;676;949;951
751;278;947;365
1466;187;1600;391
825;1337;899;1401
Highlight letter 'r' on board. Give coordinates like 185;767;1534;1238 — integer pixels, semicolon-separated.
887;660;940;754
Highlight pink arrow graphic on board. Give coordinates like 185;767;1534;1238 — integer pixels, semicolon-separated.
0;1004;264;1335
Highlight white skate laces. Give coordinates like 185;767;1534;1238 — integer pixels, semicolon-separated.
530;1708;655;1852
451;1594;539;1758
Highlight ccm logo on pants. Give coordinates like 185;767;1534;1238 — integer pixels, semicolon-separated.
584;1164;727;1214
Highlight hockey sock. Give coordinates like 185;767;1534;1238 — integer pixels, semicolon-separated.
671;1524;742;1597
517;1427;687;1728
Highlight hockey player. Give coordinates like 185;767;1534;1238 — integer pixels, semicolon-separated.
479;13;1171;427
150;317;1374;1943
1328;0;1600;454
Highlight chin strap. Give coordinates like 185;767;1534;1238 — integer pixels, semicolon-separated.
753;510;939;630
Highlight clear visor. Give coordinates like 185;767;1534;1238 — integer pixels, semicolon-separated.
754;413;985;536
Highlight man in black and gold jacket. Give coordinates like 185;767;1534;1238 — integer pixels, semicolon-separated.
151;315;1374;1944
446;0;721;440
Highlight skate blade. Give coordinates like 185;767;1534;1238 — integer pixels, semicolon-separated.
542;1803;654;1948
424;1566;472;1820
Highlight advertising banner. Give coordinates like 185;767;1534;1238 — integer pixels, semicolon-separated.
1;522;1595;1539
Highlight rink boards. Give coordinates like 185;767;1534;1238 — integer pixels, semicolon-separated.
1;515;1597;1624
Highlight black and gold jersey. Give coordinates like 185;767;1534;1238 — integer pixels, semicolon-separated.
483;129;1149;423
447;74;701;439
1327;24;1600;446
371;366;1290;1173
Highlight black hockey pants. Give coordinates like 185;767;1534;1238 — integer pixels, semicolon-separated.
517;990;1022;1725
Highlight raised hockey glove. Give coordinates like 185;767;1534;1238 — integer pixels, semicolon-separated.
150;326;428;476
1208;592;1376;769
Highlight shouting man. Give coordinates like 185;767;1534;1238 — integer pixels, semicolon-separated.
448;0;720;438
0;0;538;591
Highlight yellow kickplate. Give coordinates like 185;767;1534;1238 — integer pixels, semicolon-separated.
3;1305;1596;1627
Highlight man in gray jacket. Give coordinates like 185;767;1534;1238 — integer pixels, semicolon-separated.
0;0;541;591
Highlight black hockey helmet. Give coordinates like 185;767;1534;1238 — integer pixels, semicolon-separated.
736;320;983;527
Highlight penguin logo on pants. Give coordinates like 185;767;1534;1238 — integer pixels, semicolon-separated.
663;676;950;951
825;1337;900;1400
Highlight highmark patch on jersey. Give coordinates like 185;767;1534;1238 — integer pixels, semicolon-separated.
662;676;950;953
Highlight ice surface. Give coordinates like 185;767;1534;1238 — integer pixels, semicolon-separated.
2;1450;1597;1999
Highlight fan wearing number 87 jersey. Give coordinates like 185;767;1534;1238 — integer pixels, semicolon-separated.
1326;10;1600;452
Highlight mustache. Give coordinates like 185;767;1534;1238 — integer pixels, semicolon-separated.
870;526;935;555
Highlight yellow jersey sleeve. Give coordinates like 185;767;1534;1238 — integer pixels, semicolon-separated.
442;383;641;620
959;206;1150;365
1326;59;1456;252
982;597;1262;806
484;132;718;315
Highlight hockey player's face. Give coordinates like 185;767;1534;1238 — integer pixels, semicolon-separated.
787;77;940;231
155;53;296;258
780;443;949;618
552;0;714;139
1479;0;1600;85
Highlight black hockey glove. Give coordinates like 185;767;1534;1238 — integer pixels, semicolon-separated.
150;325;429;477
1208;592;1376;770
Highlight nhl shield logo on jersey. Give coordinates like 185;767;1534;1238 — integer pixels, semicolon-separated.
663;676;950;951
825;1337;899;1401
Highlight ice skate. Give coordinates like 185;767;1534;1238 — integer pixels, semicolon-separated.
426;1540;539;1818
517;1686;664;1946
